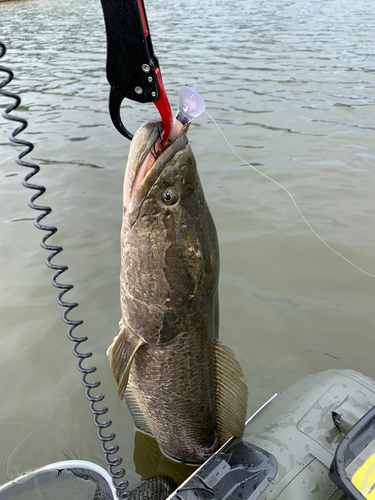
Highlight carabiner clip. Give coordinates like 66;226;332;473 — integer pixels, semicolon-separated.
100;0;173;142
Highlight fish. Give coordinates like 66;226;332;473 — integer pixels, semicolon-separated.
108;119;248;464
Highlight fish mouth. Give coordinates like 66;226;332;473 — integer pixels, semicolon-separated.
124;120;188;211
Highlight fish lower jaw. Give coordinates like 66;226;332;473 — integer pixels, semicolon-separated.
126;135;163;207
125;132;188;210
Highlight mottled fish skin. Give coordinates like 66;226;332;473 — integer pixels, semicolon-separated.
109;119;248;464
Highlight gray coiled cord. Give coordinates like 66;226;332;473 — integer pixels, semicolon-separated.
0;41;130;500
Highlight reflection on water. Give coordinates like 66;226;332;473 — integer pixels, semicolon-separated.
1;0;375;489
134;432;197;485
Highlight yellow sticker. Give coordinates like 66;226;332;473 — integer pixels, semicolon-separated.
352;453;375;499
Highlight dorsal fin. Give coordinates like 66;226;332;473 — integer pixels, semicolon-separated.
107;319;146;400
214;340;248;443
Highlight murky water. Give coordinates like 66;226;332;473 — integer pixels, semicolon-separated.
1;0;375;487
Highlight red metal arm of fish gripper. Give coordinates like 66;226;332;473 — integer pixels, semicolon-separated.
136;0;173;142
154;68;173;143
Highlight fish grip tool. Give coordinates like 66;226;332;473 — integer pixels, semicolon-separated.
0;41;129;500
100;0;172;141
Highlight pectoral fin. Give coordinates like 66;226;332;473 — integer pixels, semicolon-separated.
107;320;146;400
214;340;249;443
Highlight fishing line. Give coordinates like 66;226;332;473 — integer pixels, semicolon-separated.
205;110;375;279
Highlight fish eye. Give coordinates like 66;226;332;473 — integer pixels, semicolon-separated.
162;188;179;206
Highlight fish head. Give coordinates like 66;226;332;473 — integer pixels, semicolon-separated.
121;120;219;348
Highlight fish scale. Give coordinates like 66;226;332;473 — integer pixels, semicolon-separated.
108;120;248;464
128;329;219;463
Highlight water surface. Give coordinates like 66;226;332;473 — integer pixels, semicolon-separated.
1;0;375;486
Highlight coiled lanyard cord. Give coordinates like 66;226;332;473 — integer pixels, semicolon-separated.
0;41;129;500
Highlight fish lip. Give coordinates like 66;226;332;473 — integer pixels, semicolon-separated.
123;121;160;211
125;121;161;206
125;121;188;214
